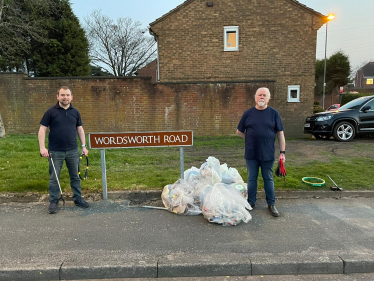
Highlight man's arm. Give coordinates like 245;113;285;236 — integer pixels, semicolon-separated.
277;131;286;162
236;129;245;139
77;126;88;156
38;125;49;157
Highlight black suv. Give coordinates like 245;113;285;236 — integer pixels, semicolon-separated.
304;95;374;141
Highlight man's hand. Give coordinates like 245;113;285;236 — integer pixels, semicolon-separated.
279;153;285;163
82;147;88;156
40;148;49;157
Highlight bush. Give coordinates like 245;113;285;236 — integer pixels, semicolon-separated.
313;106;324;113
313;100;323;113
341;93;374;105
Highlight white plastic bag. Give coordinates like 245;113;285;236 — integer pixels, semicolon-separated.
202;183;252;226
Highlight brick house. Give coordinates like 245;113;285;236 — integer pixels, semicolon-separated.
148;0;327;136
355;62;374;88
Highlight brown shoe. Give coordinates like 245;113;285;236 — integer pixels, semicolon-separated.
268;205;280;217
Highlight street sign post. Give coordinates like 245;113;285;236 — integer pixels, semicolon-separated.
88;131;193;200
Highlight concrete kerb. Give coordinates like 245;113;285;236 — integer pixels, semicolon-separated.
0;263;60;281
1;190;374;205
1;253;374;280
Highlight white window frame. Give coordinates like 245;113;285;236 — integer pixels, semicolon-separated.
224;26;239;51
288;85;300;102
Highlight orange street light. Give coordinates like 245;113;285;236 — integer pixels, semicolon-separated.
323;14;335;109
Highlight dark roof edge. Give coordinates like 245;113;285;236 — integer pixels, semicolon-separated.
286;0;326;18
150;0;327;28
149;0;195;27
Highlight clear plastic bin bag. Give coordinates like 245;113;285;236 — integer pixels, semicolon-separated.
202;183;252;226
229;182;248;200
199;156;222;184
161;180;201;215
222;167;244;184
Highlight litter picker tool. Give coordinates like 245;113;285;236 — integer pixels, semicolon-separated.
326;174;343;191
42;152;65;205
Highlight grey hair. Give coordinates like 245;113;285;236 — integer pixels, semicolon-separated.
254;87;271;99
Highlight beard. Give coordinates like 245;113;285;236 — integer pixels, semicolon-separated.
258;101;265;107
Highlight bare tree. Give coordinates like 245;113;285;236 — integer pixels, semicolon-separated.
84;10;156;76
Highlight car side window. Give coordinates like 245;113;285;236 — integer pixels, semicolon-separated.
363;99;374;110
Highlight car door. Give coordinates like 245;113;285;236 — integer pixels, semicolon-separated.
359;99;374;132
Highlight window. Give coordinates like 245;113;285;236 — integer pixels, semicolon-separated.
287;85;300;102
367;78;373;85
224;26;239;51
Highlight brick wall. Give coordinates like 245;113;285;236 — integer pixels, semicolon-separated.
0;73;310;138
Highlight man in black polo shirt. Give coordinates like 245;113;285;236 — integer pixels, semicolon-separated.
38;86;89;214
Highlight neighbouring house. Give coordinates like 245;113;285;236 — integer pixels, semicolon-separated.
355;62;374;88
135;59;158;83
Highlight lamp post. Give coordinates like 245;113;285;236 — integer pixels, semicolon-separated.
322;14;335;110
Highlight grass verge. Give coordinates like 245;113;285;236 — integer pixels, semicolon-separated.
0;135;373;194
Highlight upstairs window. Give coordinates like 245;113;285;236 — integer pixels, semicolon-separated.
288;85;300;102
224;26;239;51
367;78;373;85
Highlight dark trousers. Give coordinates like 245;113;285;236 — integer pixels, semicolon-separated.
48;149;81;202
246;159;276;206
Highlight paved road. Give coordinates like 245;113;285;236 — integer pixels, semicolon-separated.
1;198;374;280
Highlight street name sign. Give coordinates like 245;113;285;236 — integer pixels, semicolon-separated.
88;131;193;149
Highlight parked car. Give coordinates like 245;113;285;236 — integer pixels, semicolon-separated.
326;104;340;111
304;95;374;141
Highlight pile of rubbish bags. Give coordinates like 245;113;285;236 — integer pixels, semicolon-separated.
161;156;252;226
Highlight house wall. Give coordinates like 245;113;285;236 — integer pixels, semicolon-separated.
150;0;324;83
150;0;325;137
0;73;308;138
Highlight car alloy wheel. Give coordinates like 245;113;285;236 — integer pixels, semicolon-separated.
333;121;355;142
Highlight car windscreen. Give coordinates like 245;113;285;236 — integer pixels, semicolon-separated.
339;97;372;110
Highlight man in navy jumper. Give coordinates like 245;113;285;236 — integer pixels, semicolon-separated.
38;86;89;214
237;87;286;217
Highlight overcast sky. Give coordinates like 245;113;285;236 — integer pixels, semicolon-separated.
71;0;373;71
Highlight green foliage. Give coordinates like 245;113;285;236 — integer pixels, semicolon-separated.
314;51;351;96
341;93;374;106
30;0;90;76
313;100;323;113
0;0;90;76
326;51;351;88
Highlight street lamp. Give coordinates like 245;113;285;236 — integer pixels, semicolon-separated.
322;14;335;110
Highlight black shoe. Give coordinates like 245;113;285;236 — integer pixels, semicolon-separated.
48;201;58;214
268;205;280;217
74;197;89;208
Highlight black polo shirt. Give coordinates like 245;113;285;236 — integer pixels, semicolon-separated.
40;102;83;151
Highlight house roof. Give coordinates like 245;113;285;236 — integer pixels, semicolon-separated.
149;0;326;27
360;62;374;77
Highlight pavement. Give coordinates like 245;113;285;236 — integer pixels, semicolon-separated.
0;190;374;281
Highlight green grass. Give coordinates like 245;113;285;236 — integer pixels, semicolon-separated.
0;135;373;194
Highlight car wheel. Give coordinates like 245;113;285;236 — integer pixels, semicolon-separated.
333;122;355;142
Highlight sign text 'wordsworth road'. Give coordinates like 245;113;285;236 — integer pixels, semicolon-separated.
89;131;193;149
